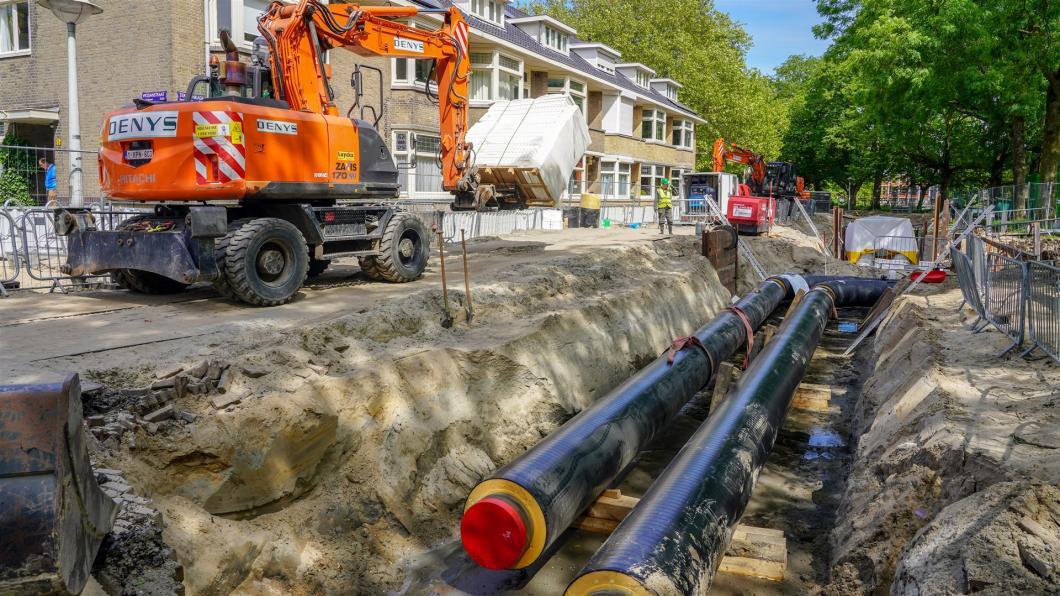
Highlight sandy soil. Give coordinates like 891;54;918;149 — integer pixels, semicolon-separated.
826;289;1060;594
2;226;732;594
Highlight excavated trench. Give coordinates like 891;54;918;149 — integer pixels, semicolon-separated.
74;223;1058;595
82;235;733;594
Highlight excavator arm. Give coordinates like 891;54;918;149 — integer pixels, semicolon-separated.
258;0;472;191
713;137;766;192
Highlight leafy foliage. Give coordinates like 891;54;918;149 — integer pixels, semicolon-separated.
0;133;35;206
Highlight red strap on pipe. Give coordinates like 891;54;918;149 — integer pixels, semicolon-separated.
725;305;755;368
667;335;710;366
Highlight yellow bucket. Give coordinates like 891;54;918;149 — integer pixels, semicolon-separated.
580;193;601;209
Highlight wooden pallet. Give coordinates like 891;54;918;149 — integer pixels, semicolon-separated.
476;166;557;207
573;489;788;581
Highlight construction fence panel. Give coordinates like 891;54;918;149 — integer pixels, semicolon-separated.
0;208;19;295
1024;260;1060;363
951;246;987;327
0;144;103;207
983;253;1027;354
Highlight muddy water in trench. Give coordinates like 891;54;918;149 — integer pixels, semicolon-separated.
398;308;872;595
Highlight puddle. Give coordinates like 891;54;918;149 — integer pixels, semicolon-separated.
808;427;846;448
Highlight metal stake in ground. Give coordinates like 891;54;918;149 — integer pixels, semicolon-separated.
437;230;453;328
461;229;474;323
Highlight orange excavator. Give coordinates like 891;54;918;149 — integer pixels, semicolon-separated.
712;138;810;234
713;137;766;196
57;1;487;305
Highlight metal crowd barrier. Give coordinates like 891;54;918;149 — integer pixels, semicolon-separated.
983;253;1027;355
1023;260;1060;362
951;246;988;332
0;209;20;297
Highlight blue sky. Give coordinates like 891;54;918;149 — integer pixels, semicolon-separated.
713;1;830;74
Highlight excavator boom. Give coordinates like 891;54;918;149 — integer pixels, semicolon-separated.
259;0;472;191
713;137;766;192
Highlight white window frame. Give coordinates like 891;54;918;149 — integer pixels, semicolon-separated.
471;0;504;26
640;164;666;200
672;119;694;149
0;0;31;58
547;76;585;113
543;25;568;53
392;130;450;200
635;71;649;89
211;0;311;50
666;85;678;100
468;50;523;106
391;19;438;91
565;156;586;201
641;109;666;143
600;160;631;200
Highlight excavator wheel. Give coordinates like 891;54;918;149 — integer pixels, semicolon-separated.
357;256;385;281
211;219;246;301
112;215;189;295
371;212;430;283
217;217;308;306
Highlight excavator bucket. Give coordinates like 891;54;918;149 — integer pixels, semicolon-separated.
0;374;117;594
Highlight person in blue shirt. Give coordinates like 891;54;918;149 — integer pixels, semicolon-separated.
39;158;57;203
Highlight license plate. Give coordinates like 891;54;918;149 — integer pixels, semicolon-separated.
125;149;153;160
733;206;753;218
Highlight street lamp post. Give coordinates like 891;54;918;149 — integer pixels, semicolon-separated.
37;0;102;208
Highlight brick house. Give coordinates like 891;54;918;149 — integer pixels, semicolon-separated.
0;0;703;204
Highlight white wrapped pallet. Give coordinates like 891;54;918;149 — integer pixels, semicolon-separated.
466;95;591;207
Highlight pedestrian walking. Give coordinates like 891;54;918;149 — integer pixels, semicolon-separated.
39;158;57;204
656;177;674;235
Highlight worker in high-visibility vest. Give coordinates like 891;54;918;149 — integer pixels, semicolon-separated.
656;177;674;235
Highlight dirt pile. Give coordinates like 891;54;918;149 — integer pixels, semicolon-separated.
826;290;1060;594
86;235;730;594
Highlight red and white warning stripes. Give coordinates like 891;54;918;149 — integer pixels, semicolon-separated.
453;20;469;60
193;111;246;184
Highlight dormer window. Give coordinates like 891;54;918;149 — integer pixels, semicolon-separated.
666;86;678;100
471;0;504;26
635;71;649;88
544;26;568;52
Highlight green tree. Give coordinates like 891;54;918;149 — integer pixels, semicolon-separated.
0;133;35;206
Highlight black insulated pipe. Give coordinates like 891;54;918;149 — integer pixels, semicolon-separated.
460;277;791;570
565;280;889;595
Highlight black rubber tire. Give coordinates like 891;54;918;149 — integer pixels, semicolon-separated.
357;256;385;281
112;215;189;295
219;218;308;306
211;219;249;301
308;258;331;277
372;212;429;283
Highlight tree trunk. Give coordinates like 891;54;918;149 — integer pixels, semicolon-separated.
989;152;1005;188
916;183;930;211
932;170;952;261
871;171;883;211
1012;115;1028;211
1040;78;1060;184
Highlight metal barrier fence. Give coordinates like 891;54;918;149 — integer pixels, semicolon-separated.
983;253;1027;355
0;205;149;294
1024;260;1060;362
951;246;988;332
0;144;102;207
953;237;1060;362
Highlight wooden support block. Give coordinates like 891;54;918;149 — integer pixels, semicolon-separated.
748;323;778;364
709;361;737;412
784;289;806;320
791;382;833;412
573;491;787;582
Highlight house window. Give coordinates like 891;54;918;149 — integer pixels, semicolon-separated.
469;51;523;103
641;109;666;142
471;0;504;26
548;76;585;113
566;156;586;201
392;131;447;198
666;85;678;100
0;1;30;56
635;71;649;88
640;164;666;199
214;0;309;46
672;120;694;149
392;19;437;89
543;26;568;52
600;161;631;200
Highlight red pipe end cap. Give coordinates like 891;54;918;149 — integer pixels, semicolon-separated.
461;497;528;570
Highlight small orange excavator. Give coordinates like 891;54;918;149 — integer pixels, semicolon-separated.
57;1;489;305
712;138;809;234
